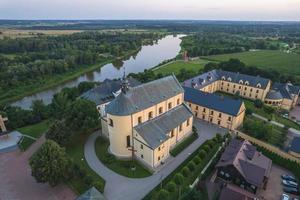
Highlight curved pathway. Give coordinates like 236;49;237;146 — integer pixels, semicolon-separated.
84;120;226;200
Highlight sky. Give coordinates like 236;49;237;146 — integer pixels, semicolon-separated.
1;0;300;21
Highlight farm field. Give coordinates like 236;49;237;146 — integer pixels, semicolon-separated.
202;50;300;76
153;59;210;75
0;29;84;38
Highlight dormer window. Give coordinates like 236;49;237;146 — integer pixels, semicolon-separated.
257;83;261;88
239;80;243;84
227;77;232;82
245;81;249;85
222;76;225;80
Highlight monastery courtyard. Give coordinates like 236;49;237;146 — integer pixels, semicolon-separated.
85;119;227;200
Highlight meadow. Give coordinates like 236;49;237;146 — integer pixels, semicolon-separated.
202;50;300;76
153;59;209;75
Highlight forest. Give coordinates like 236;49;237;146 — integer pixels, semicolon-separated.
0;31;162;104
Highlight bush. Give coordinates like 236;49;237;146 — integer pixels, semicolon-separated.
263;105;275;113
181;167;190;177
93;181;104;192
245;108;253;115
187;161;195;171
198;150;206;159
216;133;222;143
158;189;169;200
166;181;176;192
193;156;200;165
202;145;210;152
84;175;93;185
206;140;215;148
254;99;263;108
174;173;184;186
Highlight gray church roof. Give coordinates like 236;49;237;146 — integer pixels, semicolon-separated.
134;104;193;149
269;82;300;100
290;137;300;154
265;90;283;100
183;86;243;116
106;75;183;116
183;69;270;90
76;187;106;200
80;77;141;105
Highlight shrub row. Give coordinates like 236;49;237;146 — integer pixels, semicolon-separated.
170;127;198;156
144;133;227;200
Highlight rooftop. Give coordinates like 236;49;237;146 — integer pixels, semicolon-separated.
290;137;300;154
268;82;300;100
134;104;193;149
106;75;183;116
80;77;141;105
219;184;260;200
216;138;272;187
183;86;244;116
183;69;270;90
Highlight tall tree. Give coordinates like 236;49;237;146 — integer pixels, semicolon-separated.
45;120;71;147
29;140;69;186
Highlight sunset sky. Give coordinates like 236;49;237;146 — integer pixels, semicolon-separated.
1;0;300;20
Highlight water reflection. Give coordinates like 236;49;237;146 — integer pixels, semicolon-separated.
12;35;184;109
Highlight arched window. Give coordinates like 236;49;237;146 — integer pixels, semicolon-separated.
257;83;261;88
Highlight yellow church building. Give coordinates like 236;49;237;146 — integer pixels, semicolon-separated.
103;75;193;169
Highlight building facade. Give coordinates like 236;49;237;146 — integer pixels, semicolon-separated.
184;87;246;130
103;75;193;169
183;69;271;101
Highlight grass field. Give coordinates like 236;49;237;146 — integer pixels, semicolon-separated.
0;29;83;38
66;133;105;194
202;50;300;76
95;137;151;178
153;59;210;75
17;120;50;150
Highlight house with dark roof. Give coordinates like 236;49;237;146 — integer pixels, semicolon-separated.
103;75;194;169
265;82;300;110
218;184;260;200
184;87;246;130
216;138;272;193
289;137;300;158
80;77;141;116
183;69;271;102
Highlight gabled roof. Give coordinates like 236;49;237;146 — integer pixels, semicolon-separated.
219;184;260;200
183;69;270;90
183;86;243;116
134;104;193;149
106;75;183;116
76;187;106;200
269;82;300;100
290;137;300;154
217;139;272;187
80;77;141;105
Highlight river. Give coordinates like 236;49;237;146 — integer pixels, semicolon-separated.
11;35;184;109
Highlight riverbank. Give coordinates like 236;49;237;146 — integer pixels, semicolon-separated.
0;49;140;106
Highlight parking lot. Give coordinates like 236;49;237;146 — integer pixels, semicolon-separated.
258;165;299;200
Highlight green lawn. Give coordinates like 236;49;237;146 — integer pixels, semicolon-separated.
243;116;287;147
153;59;210;75
202;50;300;76
17;120;50;151
17;120;50;138
66;133;105;194
95;137;152;178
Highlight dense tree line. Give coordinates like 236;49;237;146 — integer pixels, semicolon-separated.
0;32;162;92
181;33;279;57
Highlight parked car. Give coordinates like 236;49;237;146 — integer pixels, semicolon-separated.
283;187;300;195
283;113;289;119
282;193;290;200
282;180;298;188
282;174;297;182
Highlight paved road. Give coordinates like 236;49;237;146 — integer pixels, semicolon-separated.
0;135;76;200
84;119;227;200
